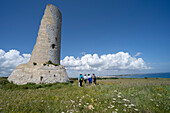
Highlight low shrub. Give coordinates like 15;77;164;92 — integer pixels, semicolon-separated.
47;60;53;64
144;77;148;79
44;60;59;66
53;63;59;66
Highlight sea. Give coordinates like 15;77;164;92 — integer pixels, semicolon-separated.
118;72;170;78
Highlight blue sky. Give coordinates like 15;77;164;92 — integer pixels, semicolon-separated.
0;0;170;76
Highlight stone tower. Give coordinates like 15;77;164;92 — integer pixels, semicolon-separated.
8;4;69;85
30;4;61;65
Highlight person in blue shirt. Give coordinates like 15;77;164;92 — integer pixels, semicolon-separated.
79;74;84;87
88;74;92;85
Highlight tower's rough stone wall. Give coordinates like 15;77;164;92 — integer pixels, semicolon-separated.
8;4;69;85
30;4;61;64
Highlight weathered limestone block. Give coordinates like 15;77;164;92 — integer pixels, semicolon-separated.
8;4;69;85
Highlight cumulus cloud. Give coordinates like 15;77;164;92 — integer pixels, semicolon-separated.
80;52;86;55
135;52;142;57
0;49;30;76
61;52;150;72
0;49;150;77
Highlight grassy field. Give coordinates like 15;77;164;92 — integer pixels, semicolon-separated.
0;77;169;113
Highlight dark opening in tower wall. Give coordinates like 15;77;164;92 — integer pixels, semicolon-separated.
51;44;56;49
40;76;43;81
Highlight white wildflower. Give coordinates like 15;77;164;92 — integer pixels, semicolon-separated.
113;98;116;100
70;100;75;104
86;103;89;105
123;109;126;112
117;95;121;98
130;104;136;107
112;111;117;113
114;90;117;92
70;110;74;112
150;99;154;101
124;104;127;106
123;99;127;101
88;105;94;110
111;105;114;108
112;101;115;103
115;109;118;111
118;101;122;104
134;108;138;111
158;93;162;97
126;100;130;102
131;94;134;96
79;103;81;106
67;110;73;113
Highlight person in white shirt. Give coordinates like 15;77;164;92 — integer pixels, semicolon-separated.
84;74;87;86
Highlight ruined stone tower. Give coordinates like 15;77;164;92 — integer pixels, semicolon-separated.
8;4;69;85
30;4;61;65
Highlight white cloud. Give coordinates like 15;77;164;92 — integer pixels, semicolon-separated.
0;49;150;77
61;52;150;72
135;52;142;57
80;52;86;55
0;49;30;76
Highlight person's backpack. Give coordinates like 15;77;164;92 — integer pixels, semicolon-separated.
80;76;84;81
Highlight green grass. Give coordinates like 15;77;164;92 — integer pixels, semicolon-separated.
0;77;169;113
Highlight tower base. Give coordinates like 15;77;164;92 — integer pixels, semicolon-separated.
8;63;69;85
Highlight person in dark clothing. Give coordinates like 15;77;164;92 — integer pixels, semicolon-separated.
79;74;84;87
92;73;97;85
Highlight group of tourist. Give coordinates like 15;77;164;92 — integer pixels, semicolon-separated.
78;74;97;87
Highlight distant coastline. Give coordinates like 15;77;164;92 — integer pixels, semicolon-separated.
99;72;170;78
